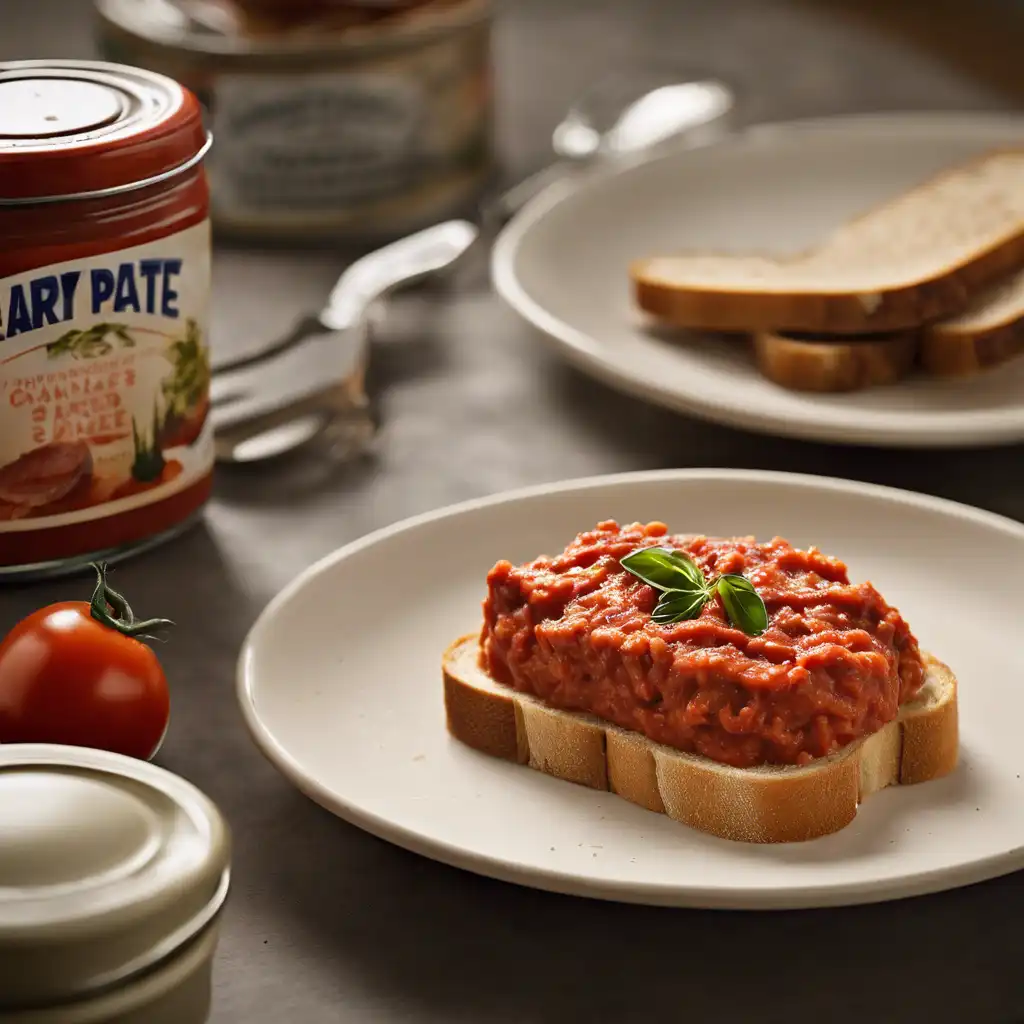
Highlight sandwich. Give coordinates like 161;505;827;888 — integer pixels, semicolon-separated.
444;520;958;843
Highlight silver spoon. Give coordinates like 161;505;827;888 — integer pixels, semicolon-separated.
210;219;476;463
211;72;736;463
494;73;735;223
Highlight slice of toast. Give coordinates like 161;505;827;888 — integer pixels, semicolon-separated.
443;634;959;844
920;266;1024;376
752;331;917;392
632;149;1024;334
753;266;1024;390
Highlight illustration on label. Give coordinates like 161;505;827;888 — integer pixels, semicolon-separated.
0;223;213;530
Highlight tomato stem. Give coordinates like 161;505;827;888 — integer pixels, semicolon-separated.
89;563;174;639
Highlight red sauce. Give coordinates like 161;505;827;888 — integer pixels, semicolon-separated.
481;520;925;769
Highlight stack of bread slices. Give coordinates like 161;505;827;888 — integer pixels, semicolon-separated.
630;149;1024;391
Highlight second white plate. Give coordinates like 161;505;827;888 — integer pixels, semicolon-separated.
239;470;1024;909
492;112;1024;447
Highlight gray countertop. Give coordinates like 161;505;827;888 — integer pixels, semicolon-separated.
3;1;1024;1020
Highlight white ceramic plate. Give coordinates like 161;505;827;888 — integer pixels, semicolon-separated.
239;470;1024;909
492;113;1024;448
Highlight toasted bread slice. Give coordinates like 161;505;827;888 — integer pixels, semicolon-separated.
632;149;1024;334
920;266;1024;376
443;634;958;844
752;266;1024;389
753;330;917;392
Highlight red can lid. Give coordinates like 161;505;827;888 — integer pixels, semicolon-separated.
0;60;208;203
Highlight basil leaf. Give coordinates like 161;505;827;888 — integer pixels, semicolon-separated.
651;588;709;625
620;546;706;592
715;574;769;636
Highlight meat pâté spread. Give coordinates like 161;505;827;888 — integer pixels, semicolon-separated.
480;521;925;769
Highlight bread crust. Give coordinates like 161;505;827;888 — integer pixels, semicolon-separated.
634;268;981;335
921;315;1024;376
443;634;959;844
752;331;917;392
751;311;1024;390
633;247;1024;334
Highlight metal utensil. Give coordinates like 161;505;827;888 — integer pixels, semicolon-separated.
493;73;735;223
212;72;735;462
211;220;477;463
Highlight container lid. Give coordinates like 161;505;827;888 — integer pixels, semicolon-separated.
0;744;230;1012
0;60;208;203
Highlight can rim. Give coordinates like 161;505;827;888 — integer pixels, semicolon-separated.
0;868;231;1014
96;0;491;60
0;131;212;207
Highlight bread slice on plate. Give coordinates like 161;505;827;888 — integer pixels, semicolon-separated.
443;634;958;844
920;266;1024;376
752;330;917;392
752;265;1024;390
632;149;1024;334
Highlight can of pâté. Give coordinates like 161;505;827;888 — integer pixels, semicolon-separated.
0;59;214;580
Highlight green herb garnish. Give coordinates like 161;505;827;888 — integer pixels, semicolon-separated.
715;573;770;636
620;546;769;636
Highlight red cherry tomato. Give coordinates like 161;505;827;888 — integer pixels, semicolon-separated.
0;569;171;760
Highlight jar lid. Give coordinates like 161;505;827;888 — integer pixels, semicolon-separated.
0;744;230;1012
0;60;208;203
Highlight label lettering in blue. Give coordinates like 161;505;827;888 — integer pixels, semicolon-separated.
1;258;183;341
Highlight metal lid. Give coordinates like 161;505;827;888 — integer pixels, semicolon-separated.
0;60;207;202
0;745;230;1012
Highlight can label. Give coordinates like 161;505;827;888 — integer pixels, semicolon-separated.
0;222;213;531
212;71;427;211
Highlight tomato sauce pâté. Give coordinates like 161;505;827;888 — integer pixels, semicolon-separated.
481;521;925;769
